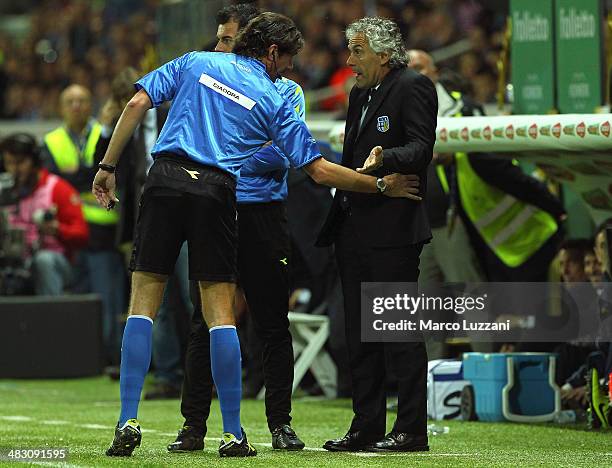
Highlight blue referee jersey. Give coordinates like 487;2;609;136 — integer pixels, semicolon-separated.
237;77;305;204
136;51;320;179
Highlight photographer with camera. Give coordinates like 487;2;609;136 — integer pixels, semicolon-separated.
1;133;88;295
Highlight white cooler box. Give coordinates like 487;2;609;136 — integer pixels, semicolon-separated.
427;359;470;420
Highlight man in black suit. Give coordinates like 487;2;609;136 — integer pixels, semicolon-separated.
317;17;437;452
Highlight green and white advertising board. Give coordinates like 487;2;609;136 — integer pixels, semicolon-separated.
511;0;556;114
555;0;603;113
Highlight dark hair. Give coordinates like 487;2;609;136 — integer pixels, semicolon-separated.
439;69;472;96
233;12;304;59
216;3;260;30
0;133;40;166
560;238;592;264
111;67;140;104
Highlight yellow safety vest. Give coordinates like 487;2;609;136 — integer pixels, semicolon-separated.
454;152;557;267
435;90;557;267
434;90;461;202
44;124;118;226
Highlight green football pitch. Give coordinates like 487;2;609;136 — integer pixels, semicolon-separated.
0;377;610;467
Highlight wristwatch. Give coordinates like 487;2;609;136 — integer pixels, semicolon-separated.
98;163;116;173
376;177;387;193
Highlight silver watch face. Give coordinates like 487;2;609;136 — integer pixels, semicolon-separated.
377;178;386;192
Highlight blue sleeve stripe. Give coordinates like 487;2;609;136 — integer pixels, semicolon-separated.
134;83;156;108
292;153;322;169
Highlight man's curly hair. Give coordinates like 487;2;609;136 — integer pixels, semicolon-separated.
233;12;304;59
346;17;408;69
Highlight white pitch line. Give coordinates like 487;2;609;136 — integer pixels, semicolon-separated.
79;424;112;430
41;420;70;426
1;415;32;421
30;461;85;468
415;453;480;457
251;441;327;452
353;452;481;457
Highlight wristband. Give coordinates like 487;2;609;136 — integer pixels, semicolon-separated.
98;163;115;173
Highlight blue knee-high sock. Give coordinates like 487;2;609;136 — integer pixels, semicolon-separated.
118;315;153;426
210;326;242;438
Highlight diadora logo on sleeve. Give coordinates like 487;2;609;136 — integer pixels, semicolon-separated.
199;73;256;110
231;61;252;73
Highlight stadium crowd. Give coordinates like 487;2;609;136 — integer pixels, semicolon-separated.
0;0;157;119
0;0;505;118
0;0;610;435
261;0;505;109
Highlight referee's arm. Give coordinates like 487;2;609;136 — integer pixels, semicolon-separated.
303;157;420;200
99;90;152;167
92;90;152;208
303;157;377;193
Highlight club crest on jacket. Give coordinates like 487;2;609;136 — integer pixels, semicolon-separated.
377;116;390;133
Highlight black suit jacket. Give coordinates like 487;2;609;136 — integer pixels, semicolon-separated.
94;106;168;245
316;67;438;247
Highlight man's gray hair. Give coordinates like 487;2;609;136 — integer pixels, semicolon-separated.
346;17;408;69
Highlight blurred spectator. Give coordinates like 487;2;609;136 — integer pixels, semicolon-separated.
320;66;355;115
1;133;88;295
595;220;612;282
407;49;565;287
559;239;592;283
558;225;612;414
554;239;601;394
585;244;604;284
43;83;127;367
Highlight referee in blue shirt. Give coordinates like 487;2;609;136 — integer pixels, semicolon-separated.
166;4;306;453
93;12;419;458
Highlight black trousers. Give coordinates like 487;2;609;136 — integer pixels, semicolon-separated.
180;201;293;434
335;215;428;437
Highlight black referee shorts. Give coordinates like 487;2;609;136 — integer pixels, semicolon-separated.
129;154;238;282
